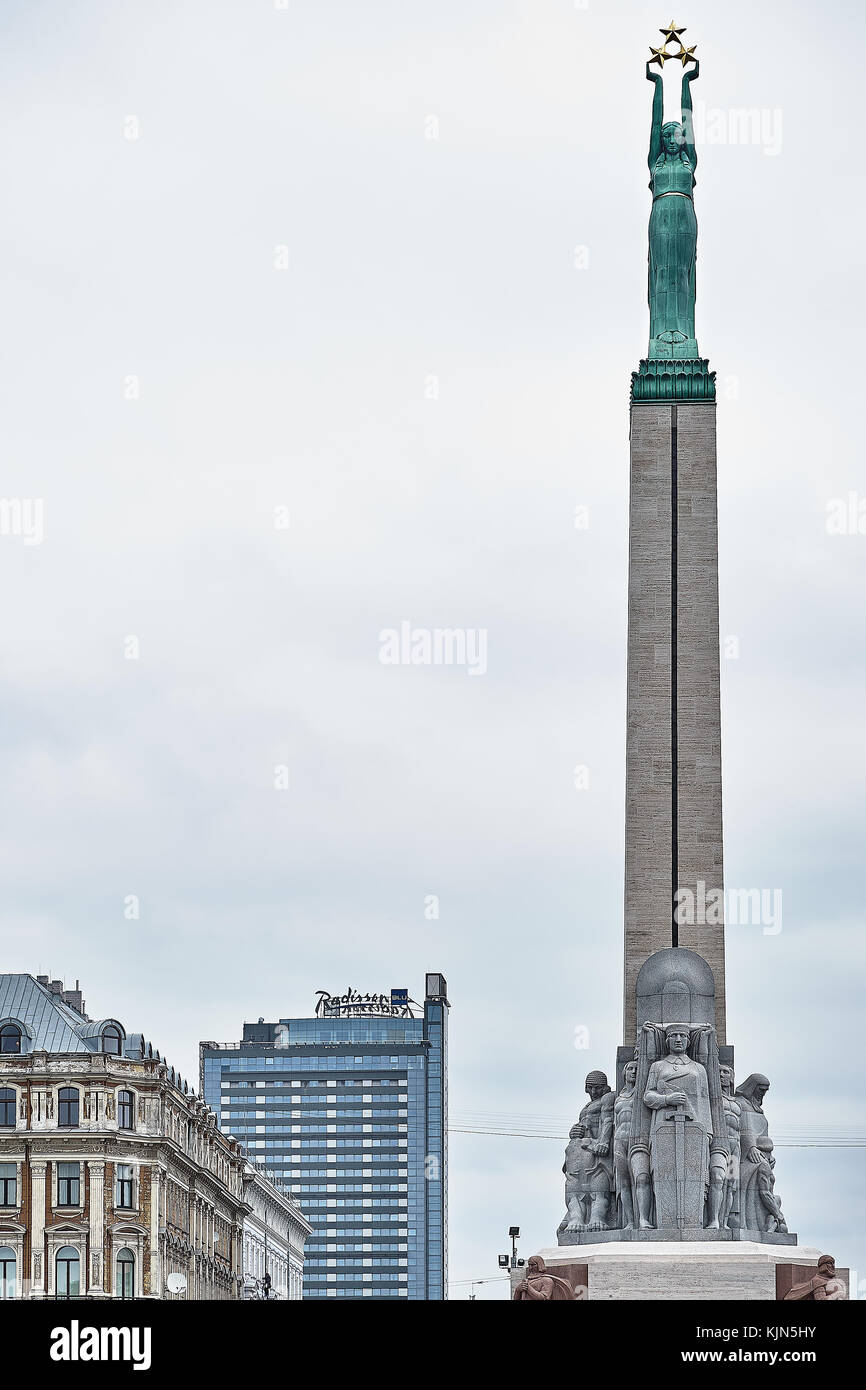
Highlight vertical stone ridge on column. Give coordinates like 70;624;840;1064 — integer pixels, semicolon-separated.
674;403;726;1038
671;404;679;949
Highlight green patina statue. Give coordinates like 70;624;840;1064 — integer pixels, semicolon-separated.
646;58;701;359
632;40;714;403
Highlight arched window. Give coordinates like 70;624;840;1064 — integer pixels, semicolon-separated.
117;1090;134;1130
101;1027;122;1054
0;1089;15;1127
0;1025;21;1055
116;1248;135;1299
56;1246;80;1299
0;1247;15;1300
58;1087;79;1127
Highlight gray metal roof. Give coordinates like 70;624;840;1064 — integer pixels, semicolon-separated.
0;974;195;1095
0;974;93;1052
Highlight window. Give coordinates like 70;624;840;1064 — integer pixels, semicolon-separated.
0;1025;21;1055
116;1248;135;1299
0;1165;16;1206
58;1162;80;1207
0;1247;15;1300
58;1088;79;1127
116;1164;134;1208
0;1089;15;1127
101;1027;122;1054
117;1090;134;1130
56;1246;80;1299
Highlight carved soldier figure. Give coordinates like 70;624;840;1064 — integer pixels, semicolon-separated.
719;1064;741;1229
642;1023;713;1229
707;1063;740;1229
561;1071;616;1234
754;1142;787;1233
735;1073;788;1234
784;1254;846;1301
513;1255;579;1301
613;1060;638;1230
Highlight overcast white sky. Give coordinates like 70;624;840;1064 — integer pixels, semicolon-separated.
2;0;865;1299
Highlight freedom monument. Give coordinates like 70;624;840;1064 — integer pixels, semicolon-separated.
518;23;847;1301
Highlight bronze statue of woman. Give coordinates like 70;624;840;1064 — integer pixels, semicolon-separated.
645;59;700;355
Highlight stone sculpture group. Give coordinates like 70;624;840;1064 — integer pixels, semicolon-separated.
558;949;792;1244
560;1053;786;1240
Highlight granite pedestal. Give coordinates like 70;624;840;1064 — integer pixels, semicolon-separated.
513;1243;845;1302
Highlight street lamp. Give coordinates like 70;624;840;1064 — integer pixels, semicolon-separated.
508;1226;520;1269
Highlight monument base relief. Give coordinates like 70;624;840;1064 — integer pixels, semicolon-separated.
512;1244;850;1303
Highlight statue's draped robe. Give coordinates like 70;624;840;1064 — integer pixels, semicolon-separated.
648;153;697;345
737;1097;773;1230
644;1055;712;1189
514;1272;575;1301
784;1268;846;1301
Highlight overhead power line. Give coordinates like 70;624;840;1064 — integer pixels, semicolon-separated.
448;1119;866;1148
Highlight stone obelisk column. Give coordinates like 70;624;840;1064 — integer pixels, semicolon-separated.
623;53;725;1046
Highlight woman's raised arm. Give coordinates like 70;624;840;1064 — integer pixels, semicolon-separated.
646;62;663;170
681;59;700;172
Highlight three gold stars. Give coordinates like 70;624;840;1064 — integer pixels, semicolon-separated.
649;20;697;68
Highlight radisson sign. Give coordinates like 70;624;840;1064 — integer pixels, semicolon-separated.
314;987;421;1019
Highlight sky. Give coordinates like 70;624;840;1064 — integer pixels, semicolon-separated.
1;0;865;1299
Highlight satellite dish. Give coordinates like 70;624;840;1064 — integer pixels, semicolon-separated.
166;1273;187;1295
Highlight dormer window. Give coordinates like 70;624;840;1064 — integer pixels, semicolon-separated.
0;1025;21;1055
101;1027;122;1055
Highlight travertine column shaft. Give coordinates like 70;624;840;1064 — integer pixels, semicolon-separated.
624;401;726;1044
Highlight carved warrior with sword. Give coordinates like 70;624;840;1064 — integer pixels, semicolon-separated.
641;1023;718;1230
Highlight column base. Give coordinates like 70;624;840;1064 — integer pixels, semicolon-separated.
516;1242;843;1301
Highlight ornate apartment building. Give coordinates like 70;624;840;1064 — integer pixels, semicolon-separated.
241;1163;312;1300
0;973;251;1300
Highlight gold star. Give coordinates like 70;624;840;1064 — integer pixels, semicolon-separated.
649;46;668;67
660;19;686;44
675;43;698;67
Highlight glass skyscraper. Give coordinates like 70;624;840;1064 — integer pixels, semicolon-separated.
200;974;448;1300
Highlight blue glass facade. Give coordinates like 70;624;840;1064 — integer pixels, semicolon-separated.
200;975;448;1299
